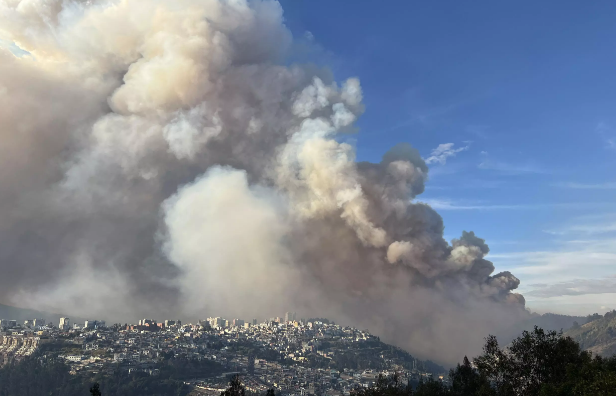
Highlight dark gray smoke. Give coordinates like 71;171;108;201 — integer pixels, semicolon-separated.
0;0;526;364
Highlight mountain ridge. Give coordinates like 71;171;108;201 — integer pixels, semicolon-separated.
565;310;616;357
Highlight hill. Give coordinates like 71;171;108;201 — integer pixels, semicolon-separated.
498;312;589;344
565;310;616;357
525;312;590;332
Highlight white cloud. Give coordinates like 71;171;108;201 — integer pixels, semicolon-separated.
544;222;616;236
425;143;469;165
420;198;522;211
525;277;616;298
420;199;607;211
490;237;616;282
543;213;616;236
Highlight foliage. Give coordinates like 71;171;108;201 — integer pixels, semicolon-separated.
448;357;493;396
565;310;616;357
221;375;246;396
90;383;102;396
353;327;616;396
351;374;414;396
474;327;586;395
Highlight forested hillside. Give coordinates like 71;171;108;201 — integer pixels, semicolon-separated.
565;310;616;357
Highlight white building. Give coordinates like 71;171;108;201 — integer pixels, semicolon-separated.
65;355;85;362
59;317;70;330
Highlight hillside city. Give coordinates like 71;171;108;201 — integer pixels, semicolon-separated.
0;313;443;395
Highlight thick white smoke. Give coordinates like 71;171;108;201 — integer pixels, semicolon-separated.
0;0;527;364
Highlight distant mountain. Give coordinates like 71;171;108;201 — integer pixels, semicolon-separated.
498;312;590;344
525;312;590;332
0;302;85;326
565;310;616;357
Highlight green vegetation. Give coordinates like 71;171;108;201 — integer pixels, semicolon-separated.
221;375;247;396
565;310;616;357
353;327;616;396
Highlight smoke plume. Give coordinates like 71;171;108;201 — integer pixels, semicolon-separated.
0;0;527;364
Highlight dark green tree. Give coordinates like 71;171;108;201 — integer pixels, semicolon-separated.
90;383;102;396
414;378;448;396
221;375;245;396
449;356;494;396
351;373;414;396
474;327;586;396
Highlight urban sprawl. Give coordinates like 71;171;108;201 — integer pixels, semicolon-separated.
0;313;443;395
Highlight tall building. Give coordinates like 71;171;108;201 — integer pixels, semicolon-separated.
84;320;105;329
252;318;257;326
33;318;45;327
211;317;226;328
284;312;291;323
59;317;70;330
232;319;244;327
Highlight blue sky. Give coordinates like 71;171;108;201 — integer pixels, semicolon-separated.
280;0;616;315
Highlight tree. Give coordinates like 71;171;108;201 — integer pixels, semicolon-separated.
474;327;586;396
351;373;414;396
414;378;448;396
90;383;102;396
449;356;493;396
221;375;245;396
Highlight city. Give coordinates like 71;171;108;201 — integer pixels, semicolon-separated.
0;313;443;395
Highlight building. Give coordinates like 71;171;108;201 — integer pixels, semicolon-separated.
164;320;175;327
284;312;291;323
23;320;33;328
232;319;244;327
59;317;70;331
32;318;45;327
210;317;227;328
84;320;105;329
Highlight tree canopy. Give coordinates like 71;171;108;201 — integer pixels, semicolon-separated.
353;326;616;396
